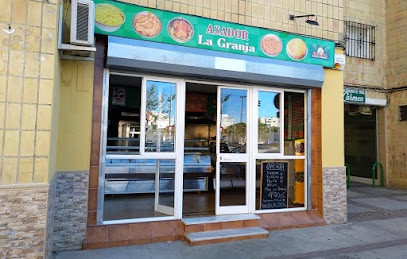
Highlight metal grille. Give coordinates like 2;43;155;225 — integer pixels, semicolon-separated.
345;21;376;61
76;3;90;42
399;105;407;121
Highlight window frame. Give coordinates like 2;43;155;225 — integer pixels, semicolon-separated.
345;21;376;61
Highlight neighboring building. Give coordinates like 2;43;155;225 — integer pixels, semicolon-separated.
3;0;404;257
342;1;407;188
259;117;280;128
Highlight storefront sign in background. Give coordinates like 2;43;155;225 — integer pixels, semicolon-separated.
94;0;335;68
344;88;366;104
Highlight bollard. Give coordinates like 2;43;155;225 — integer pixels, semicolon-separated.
372;162;384;188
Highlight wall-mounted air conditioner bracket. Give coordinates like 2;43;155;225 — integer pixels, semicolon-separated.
58;3;96;60
58;43;96;60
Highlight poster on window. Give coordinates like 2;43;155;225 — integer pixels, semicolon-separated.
112;87;126;106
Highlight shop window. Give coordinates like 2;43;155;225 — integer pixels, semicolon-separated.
106;75;142;155
102;74;178;222
400;105;407;121
345;21;376;61
255;91;306;211
104;158;175;220
258;91;281;153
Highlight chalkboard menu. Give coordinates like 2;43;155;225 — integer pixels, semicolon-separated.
260;161;288;209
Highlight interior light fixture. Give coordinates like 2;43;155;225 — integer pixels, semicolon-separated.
289;14;319;26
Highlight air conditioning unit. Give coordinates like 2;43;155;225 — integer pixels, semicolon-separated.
359;105;372;115
347;104;359;115
70;0;95;46
58;0;96;59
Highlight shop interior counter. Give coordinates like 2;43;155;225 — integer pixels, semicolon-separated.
104;139;213;194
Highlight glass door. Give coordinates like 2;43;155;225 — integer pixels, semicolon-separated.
142;78;179;216
215;87;250;214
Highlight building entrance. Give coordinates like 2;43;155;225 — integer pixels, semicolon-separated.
345;106;377;182
99;72;308;224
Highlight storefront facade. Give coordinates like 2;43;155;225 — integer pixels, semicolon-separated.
0;0;347;257
79;0;346;249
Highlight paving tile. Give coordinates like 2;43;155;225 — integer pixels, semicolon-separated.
353;197;407;211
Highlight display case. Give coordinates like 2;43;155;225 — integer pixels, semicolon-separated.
104;139;213;194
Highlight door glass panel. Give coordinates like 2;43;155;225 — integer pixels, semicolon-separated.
155;160;175;215
220;88;247;153
219;162;246;206
258;91;280;153
145;80;176;152
217;88;248;211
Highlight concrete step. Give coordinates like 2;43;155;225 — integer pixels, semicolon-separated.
182;214;261;233
182;214;260;225
184;226;269;246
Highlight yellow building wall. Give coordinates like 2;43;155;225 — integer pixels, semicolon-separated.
322;58;344;167
0;0;59;184
343;0;386;89
56;61;94;171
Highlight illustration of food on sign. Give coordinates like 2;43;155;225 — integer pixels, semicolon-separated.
286;38;308;60
95;4;125;32
260;34;283;56
133;11;162;38
168;18;194;43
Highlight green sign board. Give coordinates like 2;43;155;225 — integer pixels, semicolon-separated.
94;0;335;67
344;88;366;104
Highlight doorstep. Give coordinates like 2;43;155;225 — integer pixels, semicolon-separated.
182;214;268;246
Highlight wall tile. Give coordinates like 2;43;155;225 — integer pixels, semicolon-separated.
0;103;5;128
40;54;55;80
0;50;8;75
5;103;21;129
21;104;36;130
24;52;40;77
7;76;23;102
0;0;11;22
0;75;6;101
35;131;50;156
10;26;25;51
0;185;48;257
108;224;130;242
20;130;35;156
34;157;48;183
0;130;3;152
3;129;19;156
41;28;56;54
12;0;27;24
9;50;24;76
2;157;18;184
27;1;42;27
38;79;53;104
37;105;52;130
25;26;41;52
42;3;57;29
23;78;39;104
18;157;34;183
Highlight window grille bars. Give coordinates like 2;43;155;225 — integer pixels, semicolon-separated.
345;21;376;61
399;105;407;121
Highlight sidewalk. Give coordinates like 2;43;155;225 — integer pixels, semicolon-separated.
54;183;407;259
